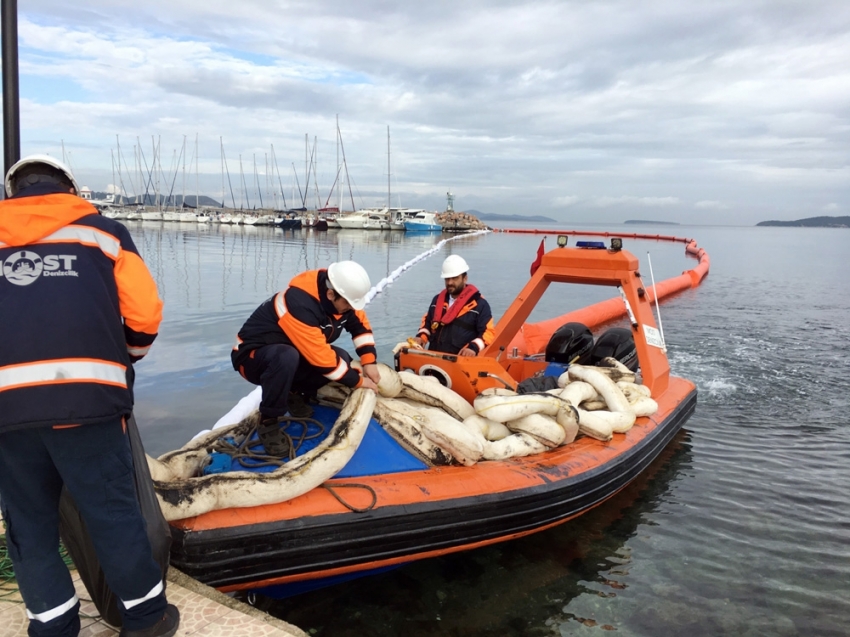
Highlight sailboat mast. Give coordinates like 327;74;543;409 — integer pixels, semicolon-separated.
116;134;122;204
220;137;225;209
195;133;199;209
313;136;320;209
387;125;391;210
181;135;186;209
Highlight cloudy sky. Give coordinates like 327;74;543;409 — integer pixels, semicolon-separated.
10;0;850;224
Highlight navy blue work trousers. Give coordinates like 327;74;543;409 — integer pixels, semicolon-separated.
239;343;352;418
0;417;166;637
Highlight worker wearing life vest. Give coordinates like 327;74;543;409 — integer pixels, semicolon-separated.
0;155;179;637
412;255;495;356
232;262;380;454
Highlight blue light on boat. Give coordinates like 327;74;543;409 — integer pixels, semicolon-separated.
575;241;606;249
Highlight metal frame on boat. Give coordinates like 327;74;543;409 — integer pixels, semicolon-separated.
168;237;706;595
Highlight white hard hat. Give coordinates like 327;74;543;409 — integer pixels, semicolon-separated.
327;261;371;310
5;154;80;197
441;254;469;279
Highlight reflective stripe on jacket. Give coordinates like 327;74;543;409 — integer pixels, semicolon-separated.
232;269;376;388
0;192;163;432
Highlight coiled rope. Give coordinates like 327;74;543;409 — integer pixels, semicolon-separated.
207;418;377;513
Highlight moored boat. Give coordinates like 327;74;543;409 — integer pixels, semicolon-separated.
157;235;708;596
403;210;442;232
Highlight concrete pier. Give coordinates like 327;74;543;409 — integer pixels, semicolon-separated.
0;566;307;637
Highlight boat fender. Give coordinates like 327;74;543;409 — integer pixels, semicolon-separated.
576;407;635;435
413;404;484;466
562;366;636;385
473;388;563;423
505;413;565;448
556;371;572;388
150;426;235;481
373;398;453;465
483;432;548;461
616;381;652;400
591;358;637;384
462;414;512;441
573;408;615;441
581;400;608;411
151;389;376;521
316;383;351;406
629;396;659;418
555;405;580;444
599;356;634;375
350;361;403;398
559;380;597;406
397;370;475;421
375;362;403;398
567;365;632;414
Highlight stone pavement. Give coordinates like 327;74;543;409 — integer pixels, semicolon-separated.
0;565;307;637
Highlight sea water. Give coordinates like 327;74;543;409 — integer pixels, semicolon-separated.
129;222;850;636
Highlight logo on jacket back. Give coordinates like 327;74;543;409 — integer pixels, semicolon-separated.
2;251;78;286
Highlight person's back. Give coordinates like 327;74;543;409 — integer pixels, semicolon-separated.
0;155;178;637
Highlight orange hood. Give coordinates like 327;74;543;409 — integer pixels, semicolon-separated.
0;194;98;247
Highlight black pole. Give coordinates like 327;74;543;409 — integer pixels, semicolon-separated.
2;0;21;180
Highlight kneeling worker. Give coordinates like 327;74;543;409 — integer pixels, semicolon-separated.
411;255;495;356
232;261;380;454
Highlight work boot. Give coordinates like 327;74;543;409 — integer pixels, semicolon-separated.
257;417;291;457
287;391;314;418
119;604;179;637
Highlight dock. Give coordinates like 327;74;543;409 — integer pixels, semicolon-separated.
0;566;307;637
0;513;305;637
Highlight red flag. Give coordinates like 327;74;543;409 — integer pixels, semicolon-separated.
530;238;545;276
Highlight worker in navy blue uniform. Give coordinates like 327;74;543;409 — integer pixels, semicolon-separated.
232;261;380;454
0;156;179;637
412;255;495;356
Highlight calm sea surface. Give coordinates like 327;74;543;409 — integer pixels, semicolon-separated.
128;221;850;637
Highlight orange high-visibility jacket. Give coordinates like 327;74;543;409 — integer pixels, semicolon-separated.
0;192;163;432
232;269;376;388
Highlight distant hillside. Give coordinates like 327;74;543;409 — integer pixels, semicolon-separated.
469;210;557;223
757;215;850;228
624;219;679;226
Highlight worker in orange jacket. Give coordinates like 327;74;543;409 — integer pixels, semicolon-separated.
0;155;178;637
232;262;380;454
412;255;495;356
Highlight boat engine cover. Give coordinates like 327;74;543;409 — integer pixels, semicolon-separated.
544;322;594;365
589;327;638;371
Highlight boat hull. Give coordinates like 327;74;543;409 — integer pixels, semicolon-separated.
169;377;695;592
403;220;442;232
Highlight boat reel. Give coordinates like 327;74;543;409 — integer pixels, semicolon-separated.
394;347;518;403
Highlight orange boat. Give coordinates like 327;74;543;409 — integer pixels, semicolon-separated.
168;235;707;597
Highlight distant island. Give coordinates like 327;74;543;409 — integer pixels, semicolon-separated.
624;219;679;225
757;215;849;228
470;210;557;223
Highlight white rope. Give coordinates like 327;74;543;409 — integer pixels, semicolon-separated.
363;229;490;305
195;229;491;439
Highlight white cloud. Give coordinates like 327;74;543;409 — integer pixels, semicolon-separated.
695;200;729;210
553;196;580;207
823;202;840;211
10;1;850;224
591;196;680;208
